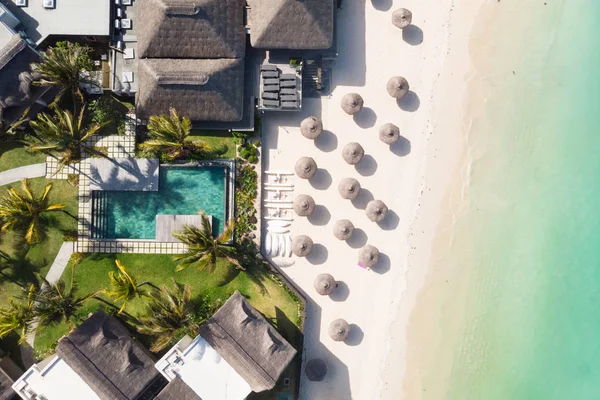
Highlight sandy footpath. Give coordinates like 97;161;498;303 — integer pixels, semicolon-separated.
260;0;483;399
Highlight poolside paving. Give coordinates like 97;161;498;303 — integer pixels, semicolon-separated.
89;158;159;191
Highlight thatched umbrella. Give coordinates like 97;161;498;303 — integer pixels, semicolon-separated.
342;142;364;165
292;235;313;257
295;157;318;179
333;219;355;240
305;358;327;381
294;194;316;217
366;200;388;222
328;319;350;342
386;76;410;99
379;123;400;145
300;116;323;139
341;93;364;115
359;245;379;267
314;273;336;295
392;8;412;29
338;178;361;200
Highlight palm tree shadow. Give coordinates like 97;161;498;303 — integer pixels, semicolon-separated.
0;252;45;288
215;263;242;287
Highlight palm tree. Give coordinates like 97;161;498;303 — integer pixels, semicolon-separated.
136;279;196;352
24;106;104;173
0;285;36;344
106;260;158;314
140;108;217;161
30;41;96;104
34;274;102;330
172;214;244;274
0;179;66;244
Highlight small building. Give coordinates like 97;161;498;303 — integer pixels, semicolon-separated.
155;291;297;400
12;310;166;400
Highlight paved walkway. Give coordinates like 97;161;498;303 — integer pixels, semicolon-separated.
45;242;75;284
0;163;46;186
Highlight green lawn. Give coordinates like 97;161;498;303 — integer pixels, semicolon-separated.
0;141;46;172
189;129;237;159
0;178;78;304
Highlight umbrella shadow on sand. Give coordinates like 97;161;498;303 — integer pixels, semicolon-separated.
397;91;420;112
346;228;368;249
353;107;377;128
371;252;391;275
344;324;364;346
310;169;333;190
315;130;338;152
390;136;411;157
329;281;350;302
351;188;374;210
403;25;424;46
355;154;377;176
307;244;328;265
308;205;331;226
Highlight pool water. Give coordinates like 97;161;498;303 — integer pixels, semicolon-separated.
93;167;226;239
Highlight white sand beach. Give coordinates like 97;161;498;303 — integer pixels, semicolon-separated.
261;0;485;399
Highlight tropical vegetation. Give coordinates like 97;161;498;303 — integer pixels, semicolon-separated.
140;108;225;161
172;213;243;273
106;260;157;313
235;164;258;238
23;107;105;173
0;179;66;244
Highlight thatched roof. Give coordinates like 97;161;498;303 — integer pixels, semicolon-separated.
138;0;246;59
198;292;297;393
342;142;364;165
379;123;400;145
314;273;336;295
305;358;327;382
295;157;318;179
366;200;388;222
341;93;364;115
328;319;350;342
359;245;379;267
292;235;313;257
0;368;15;400
136;58;244;122
333;219;354;240
300;116;323;139
293;194;316;217
57;310;163;400
155;377;201;400
392;8;413;29
248;0;334;50
338;177;361;200
0;35;41;122
386;76;410;99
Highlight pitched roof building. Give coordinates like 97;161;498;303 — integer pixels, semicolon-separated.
248;0;334;50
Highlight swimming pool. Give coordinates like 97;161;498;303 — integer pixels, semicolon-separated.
92;166;230;239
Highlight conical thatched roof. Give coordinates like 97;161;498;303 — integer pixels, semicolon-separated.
292;235;313;257
314;273;336;295
305;358;327;381
300;116;323;139
341;93;364;115
379;123;400;145
392;8;412;29
293;194;316;217
366;200;388;222
359;245;379;267
328;319;350;342
386;76;410;99
342;142;364;165
338;178;361;200
295;157;318;179
333;219;354;240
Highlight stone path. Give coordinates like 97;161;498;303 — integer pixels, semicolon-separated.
0;163;46;186
44;242;75;284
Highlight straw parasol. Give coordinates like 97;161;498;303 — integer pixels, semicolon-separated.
300;116;323;139
341;93;364;115
366;200;388;222
314;273;336;295
386;76;410;99
295;157;318;179
338;178;361;200
333;219;355;240
292;235;313;257
392;8;412;29
305;358;327;381
293;194;316;217
359;245;380;267
328;319;350;342
379;123;400;145
342;142;364;165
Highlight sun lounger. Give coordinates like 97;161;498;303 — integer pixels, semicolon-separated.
262;99;280;108
264;78;279;85
280;80;296;88
262;71;279;79
281;94;297;101
260;64;277;72
280;73;296;80
264;84;280;92
281;101;297;108
262;92;279;100
280;88;296;95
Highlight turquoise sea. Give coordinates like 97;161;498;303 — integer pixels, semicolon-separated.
424;1;600;399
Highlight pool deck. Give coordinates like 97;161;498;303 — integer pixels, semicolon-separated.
155;214;210;242
89;158;159;191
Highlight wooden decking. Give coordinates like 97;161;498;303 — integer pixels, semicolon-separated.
155;214;211;242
